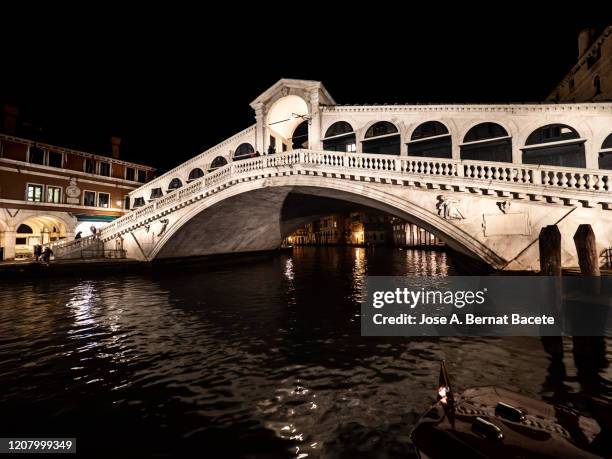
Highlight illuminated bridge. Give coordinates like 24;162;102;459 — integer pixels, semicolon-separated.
51;79;612;270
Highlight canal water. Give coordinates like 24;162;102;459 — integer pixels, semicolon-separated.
0;247;610;458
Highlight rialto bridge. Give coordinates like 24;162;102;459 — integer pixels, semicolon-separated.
51;79;612;270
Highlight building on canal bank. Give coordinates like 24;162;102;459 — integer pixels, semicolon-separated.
286;211;442;248
0;105;156;260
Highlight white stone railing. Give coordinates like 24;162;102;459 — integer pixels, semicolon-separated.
68;149;610;243
45;235;99;257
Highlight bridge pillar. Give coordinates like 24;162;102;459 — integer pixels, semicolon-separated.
584;141;598;169
254;104;265;154
308;92;322;150
451;135;460;160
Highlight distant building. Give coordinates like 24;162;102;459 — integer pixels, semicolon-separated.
547;26;612;103
0;105;155;260
392;219;444;248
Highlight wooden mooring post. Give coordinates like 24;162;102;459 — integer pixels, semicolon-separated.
539;225;563;358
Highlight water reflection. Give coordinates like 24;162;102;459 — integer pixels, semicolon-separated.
0;247;609;458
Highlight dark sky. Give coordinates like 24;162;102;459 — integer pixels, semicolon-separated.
1;9;609;174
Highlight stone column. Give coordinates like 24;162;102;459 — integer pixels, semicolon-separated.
585;141;598;169
254;104;265;154
308;91;322;150
3;230;15;260
451;135;461;160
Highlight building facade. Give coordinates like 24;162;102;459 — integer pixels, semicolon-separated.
0;109;155;260
547;26;612;104
392;219;443;248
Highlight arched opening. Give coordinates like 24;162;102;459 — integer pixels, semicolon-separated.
14;216;68;258
407;121;451;158
149;188;163;200
522;124;585;168
233;143;255;161
460;123;511;162
594;75;601;96
168;178;183;191
266;95;310;153
322;121;356;152
208;156;228;172
188;168;205;181
362;121;400;155
17;224;33;234
291;121;309;150
598;133;612;170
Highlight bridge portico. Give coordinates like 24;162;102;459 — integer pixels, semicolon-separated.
50;79;612;270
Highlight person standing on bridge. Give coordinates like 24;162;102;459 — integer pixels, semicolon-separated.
90;225;97;238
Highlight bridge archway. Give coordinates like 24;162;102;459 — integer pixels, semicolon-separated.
460;122;512;162
208;156;228;172
407;121;452;158
188;168;205;181
13;215;70;257
362;121;401;155
522;124;585;168
233;143;255;161
322;121;356;152
266;95;310;153
148;176;504;268
599;133;612;170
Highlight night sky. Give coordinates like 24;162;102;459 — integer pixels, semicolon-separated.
1;10;609;175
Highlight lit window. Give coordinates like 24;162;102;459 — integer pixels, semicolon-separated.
26;184;43;202
47;186;62;203
98;192;110;208
83;191;96;206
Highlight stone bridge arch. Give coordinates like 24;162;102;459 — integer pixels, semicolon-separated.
143;176;506;267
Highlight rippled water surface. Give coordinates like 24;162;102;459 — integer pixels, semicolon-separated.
0;247;610;458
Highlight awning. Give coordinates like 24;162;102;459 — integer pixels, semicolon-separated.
74;214;118;222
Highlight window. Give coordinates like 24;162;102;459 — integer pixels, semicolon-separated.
15;237;27;245
83;191;96;207
99;162;111;176
26;184;43;202
48;151;63;168
168;178;183;190
29;147;45;165
124;195;130;210
188;168;204;181
98;192;110;208
208;156;228;172
133;197;145;207
594;75;601;95
137;170;146;183
17;224;33;233
150;188;163;199
47;186;62;203
126;167;136;181
84;159;95;174
233;143;255;161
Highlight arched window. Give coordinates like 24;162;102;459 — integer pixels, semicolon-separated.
17;224;33;234
168;178;183;190
362;121;400;155
523;124;585;168
408;121;451;158
323;121;356;152
460;122;511;163
598;133;612;170
188;168;204;181
149;188;163;199
291;121;309;150
208;156;228;172
233;143;255;161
